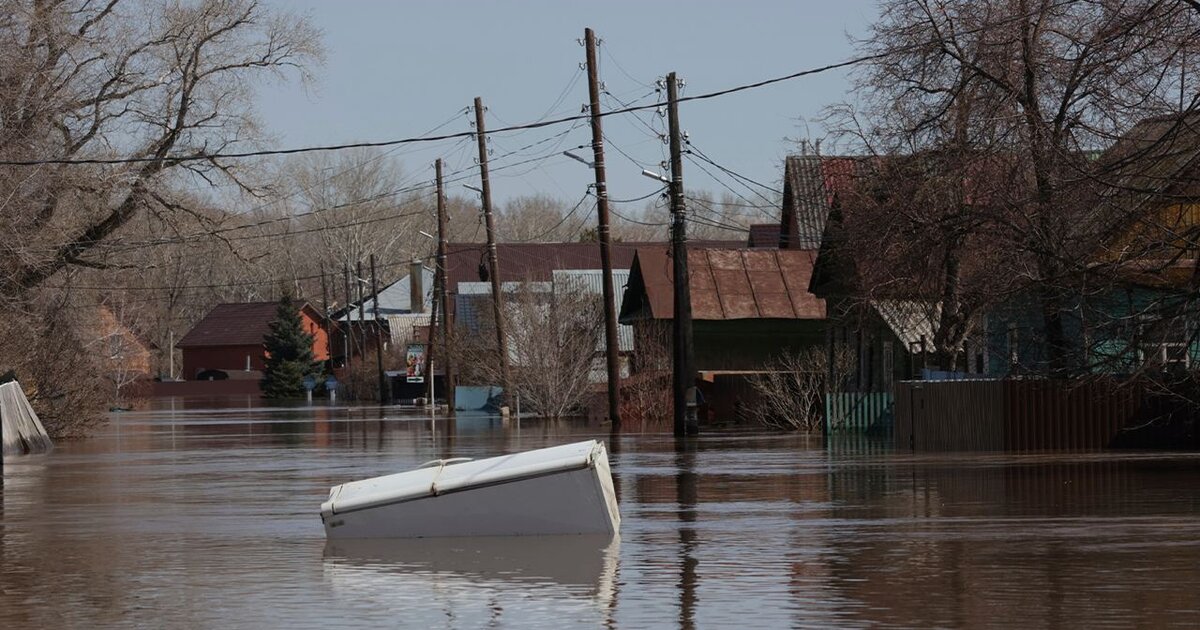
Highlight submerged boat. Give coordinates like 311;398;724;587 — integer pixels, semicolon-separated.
320;439;620;539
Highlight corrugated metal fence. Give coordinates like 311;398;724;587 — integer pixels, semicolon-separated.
894;379;1143;451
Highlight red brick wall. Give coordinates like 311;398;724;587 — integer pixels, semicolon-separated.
301;307;331;362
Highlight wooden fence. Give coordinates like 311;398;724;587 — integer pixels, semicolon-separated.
826;392;894;433
894;379;1144;451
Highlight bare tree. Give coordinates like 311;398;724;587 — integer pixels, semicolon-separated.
283;148;428;273
456;281;603;419
747;346;855;433
0;0;321;426
496;194;580;242
834;0;1200;375
95;292;150;406
0;0;322;297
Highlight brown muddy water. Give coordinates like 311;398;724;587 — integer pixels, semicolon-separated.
2;403;1200;629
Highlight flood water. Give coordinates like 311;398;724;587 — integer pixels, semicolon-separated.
2;404;1200;629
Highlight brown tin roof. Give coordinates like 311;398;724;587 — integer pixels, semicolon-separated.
621;247;825;321
177;301;319;348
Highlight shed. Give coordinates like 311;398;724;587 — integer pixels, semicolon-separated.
619;247;826;371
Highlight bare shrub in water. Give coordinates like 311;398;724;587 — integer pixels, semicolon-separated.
455;281;603;420
747;347;855;433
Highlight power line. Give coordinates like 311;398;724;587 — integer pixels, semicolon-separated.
0;0;1088;169
500;190;594;242
606;186;667;204
19;135;584;254
685;154;768;213
41;254;436;292
0;55;881;167
687;141;782;197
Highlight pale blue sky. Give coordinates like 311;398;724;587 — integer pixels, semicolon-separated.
255;1;878;209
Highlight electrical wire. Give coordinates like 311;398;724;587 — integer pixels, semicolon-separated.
606;186;667;204
17;133;586;254
0;0;1087;169
0;55;886;167
684;154;763;209
609;204;668;227
687;141;783;197
500;191;593;242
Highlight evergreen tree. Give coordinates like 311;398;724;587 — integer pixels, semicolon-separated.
261;295;320;399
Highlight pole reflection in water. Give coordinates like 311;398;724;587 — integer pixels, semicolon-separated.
675;438;699;630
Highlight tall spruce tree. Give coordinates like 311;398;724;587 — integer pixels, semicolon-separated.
261;295;320;399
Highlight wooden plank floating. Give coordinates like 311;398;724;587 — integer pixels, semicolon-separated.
0;381;53;457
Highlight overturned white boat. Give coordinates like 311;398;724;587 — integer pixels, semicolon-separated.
321;440;620;539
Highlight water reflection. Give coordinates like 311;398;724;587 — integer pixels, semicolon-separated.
323;535;620;626
2;410;1200;628
674;439;699;630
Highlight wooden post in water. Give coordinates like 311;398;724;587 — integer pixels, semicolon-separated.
665;71;696;437
473;96;513;407
370;255;387;405
435;159;456;417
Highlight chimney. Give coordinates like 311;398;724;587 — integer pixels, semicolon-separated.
409;259;425;313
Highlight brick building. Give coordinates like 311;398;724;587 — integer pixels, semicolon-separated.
176;301;329;380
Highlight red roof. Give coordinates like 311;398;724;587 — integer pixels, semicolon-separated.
621;248;826;321
177;301;318;348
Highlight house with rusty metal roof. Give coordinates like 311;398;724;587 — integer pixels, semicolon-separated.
176;301;329;382
619;247;826;372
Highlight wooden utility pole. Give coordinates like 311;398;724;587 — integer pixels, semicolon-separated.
342;264;354;399
356;260;367;400
320;264;332;372
666;72;697;437
584;27;622;427
436;158;456;416
370;254;387;404
474;96;513;405
425;261;440;405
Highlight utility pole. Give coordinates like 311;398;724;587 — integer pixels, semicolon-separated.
370;254;387;405
355;259;364;398
584;27;623;428
436;159;456;417
425;261;439;406
474;96;513;406
342;264;354;400
320;264;332;373
667;72;697;437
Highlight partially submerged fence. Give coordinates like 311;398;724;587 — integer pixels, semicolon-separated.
826;391;894;433
894;379;1143;451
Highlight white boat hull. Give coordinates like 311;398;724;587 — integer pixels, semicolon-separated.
321;440;620;539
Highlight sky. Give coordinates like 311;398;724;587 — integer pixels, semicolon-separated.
254;1;879;212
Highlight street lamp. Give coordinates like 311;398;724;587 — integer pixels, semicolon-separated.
641;168;670;184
